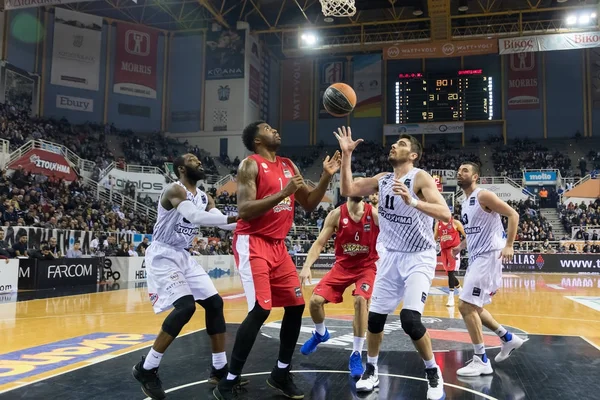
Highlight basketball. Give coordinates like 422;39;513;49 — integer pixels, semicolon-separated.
323;82;357;117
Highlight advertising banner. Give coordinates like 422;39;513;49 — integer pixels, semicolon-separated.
7;149;77;181
51;9;102;91
353;54;382;118
126;257;146;282
507;53;539;110
384;39;497;60
523;171;557;185
293;253;335;269
56;95;94;112
113;22;158;98
203;79;245;132
319;60;346;118
205;29;245;80
0;226;150;257
499;31;600;54
281;59;312;122
502;253;600;273
17;259;36;289
99;168;167;193
5;0;87;9
0;260;18;293
35;258;99;289
479;184;530;201
384;122;464;136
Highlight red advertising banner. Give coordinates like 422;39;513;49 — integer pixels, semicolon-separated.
113;23;158;99
281;59;312;122
507;53;539;110
8;149;77;181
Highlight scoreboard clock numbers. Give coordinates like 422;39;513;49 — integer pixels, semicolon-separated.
395;69;494;123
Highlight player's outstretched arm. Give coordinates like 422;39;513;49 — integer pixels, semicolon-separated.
163;184;237;227
236;157;301;220
292;152;340;213
206;194;237;231
299;208;340;285
394;171;451;222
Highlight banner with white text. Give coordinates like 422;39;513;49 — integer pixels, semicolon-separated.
507;53;539;110
51;9;102;91
499;31;600;54
384;122;464;136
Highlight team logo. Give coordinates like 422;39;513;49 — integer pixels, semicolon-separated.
149;293;159;305
218;85;230;101
536;255;545;269
170;273;179;281
125;30;151;56
261;162;268;169
469;197;476;206
73;35;83;48
342;243;369;256
273;196;293;213
360;283;370;292
201;194;207;204
421;292;427;303
342;218;349;225
283;169;293;178
294;287;302;297
364;223;371;232
472;287;482;297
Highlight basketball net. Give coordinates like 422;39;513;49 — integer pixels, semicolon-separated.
320;0;356;17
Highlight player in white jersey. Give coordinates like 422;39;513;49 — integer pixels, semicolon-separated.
132;154;241;400
334;127;451;400
452;162;525;377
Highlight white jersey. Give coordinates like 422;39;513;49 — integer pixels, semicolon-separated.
152;181;208;249
377;168;435;253
460;187;506;261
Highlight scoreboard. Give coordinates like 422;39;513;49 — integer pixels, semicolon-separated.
394;69;494;123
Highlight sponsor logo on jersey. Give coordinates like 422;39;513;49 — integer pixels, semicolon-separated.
149;293;159;305
294;287;302;297
342;218;349;225
283;169;293;178
360;283;370;292
364;223;371;232
261;162;268;169
472;287;482;297
175;223;200;235
469;197;476;205
464;226;482;234
342;242;370;256
273;196;293;213
379;209;413;224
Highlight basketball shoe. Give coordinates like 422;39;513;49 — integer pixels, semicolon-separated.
132;356;166;400
495;334;525;362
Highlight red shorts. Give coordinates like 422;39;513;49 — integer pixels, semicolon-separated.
440;248;459;272
313;263;376;304
233;234;304;311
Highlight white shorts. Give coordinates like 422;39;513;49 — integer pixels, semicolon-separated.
369;248;436;315
146;242;218;313
459;250;502;308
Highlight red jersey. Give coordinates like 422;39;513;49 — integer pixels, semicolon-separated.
235;154;295;240
438;220;461;249
334;203;379;268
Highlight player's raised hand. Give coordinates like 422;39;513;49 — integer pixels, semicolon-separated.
323;150;341;176
299;265;312;286
499;245;514;264
333;126;363;154
282;174;305;197
392;179;413;205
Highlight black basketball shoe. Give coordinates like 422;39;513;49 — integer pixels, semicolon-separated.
266;364;304;399
213;376;247;400
132;356;166;400
208;364;249;386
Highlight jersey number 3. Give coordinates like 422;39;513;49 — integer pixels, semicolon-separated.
384;195;395;210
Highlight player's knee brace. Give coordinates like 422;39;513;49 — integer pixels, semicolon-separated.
162;295;196;337
197;294;226;335
368;312;388;334
400;309;426;341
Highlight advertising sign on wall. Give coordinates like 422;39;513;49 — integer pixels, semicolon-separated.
502;253;600;273
478;184;530;201
35;258;100;289
203;79;245;132
51;9;102;91
319;60;346;118
0;260;18;293
384;122;464;136
499;31;600;54
100;168;167;194
281;59;312;122
523;171;557;184
507;53;539;110
56;95;94;112
205;29;246;80
113;22;158;98
7;149;77;181
384;39;497;60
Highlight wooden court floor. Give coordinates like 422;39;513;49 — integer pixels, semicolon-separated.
1;272;600;398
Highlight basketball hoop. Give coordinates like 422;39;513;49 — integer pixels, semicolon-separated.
320;0;356;17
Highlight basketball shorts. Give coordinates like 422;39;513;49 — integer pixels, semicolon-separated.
233;234;304;312
459;250;503;308
369;248;436;315
313;263;377;304
145;242;218;314
440;247;460;272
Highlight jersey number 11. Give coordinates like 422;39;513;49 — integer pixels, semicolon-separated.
384;195;395;210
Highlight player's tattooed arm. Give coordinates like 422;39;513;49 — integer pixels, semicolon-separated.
164;184;236;226
299;207;340;285
292;152;340;213
236;157;290;220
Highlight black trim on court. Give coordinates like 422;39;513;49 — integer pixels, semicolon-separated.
2;324;598;399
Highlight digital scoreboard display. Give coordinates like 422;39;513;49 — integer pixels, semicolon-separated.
394;69;494;123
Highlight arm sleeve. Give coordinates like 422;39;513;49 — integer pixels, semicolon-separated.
177;200;228;227
208;207;237;231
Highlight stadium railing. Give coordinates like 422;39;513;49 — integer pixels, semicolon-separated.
9;139;96;174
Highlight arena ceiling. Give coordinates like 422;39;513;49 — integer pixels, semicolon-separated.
32;0;600;55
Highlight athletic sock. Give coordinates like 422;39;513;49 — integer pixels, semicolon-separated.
315;322;326;336
212;352;227;370
143;348;163;370
367;355;378;367
495;326;513;342
277;360;289;369
227;373;238;381
423;357;437;369
473;343;488;362
352;337;365;353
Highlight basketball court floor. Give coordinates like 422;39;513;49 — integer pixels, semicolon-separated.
1;272;599;399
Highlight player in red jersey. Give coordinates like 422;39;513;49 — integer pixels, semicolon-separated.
214;121;340;400
298;194;379;378
434;217;465;306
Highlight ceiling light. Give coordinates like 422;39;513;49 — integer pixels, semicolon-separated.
413;8;423;16
458;0;468;12
566;15;577;25
301;33;317;45
592;13;597;19
579;15;590;24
